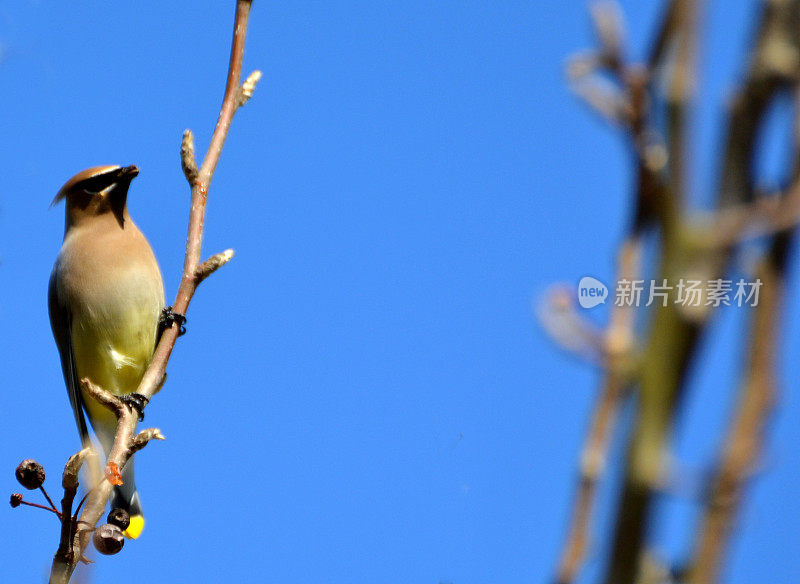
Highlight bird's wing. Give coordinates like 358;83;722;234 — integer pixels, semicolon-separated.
48;267;90;447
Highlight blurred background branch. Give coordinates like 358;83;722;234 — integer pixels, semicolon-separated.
542;1;800;583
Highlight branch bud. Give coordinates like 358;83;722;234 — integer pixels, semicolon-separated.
239;70;262;106
130;428;166;454
181;129;199;183
63;447;93;490
196;249;235;283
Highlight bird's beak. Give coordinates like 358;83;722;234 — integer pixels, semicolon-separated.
116;165;140;180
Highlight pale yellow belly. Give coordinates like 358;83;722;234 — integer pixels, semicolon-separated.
71;306;157;446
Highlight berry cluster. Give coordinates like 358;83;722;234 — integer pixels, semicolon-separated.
10;458;129;556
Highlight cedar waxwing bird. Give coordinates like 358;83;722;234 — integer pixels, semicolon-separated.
48;165;165;540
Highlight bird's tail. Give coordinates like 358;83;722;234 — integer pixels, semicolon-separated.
110;458;145;539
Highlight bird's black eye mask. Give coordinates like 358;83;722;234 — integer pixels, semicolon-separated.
72;172;127;227
79;173;116;195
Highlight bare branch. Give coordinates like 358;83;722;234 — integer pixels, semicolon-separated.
685;240;787;584
654;0;699;224
590;1;625;71
717;0;800;209
686;73;800;584
689;181;800;250
553;236;641;584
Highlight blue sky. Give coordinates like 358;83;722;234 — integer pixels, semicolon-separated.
1;1;798;582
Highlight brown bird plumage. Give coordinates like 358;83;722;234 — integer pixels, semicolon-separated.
49;165;164;538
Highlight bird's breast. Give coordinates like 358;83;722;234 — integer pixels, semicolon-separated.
55;223;165;396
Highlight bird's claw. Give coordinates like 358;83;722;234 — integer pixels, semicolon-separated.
120;393;149;422
159;306;187;337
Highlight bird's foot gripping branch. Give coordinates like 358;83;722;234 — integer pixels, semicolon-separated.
158;306;187;338
118;393;151;422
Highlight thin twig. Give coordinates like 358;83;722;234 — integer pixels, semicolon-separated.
685;239;786;584
689;181;800;250
17;500;63;517
40;486;60;515
553;236;641;584
73;491;92;519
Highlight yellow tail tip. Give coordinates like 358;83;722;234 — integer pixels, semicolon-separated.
123;515;145;539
